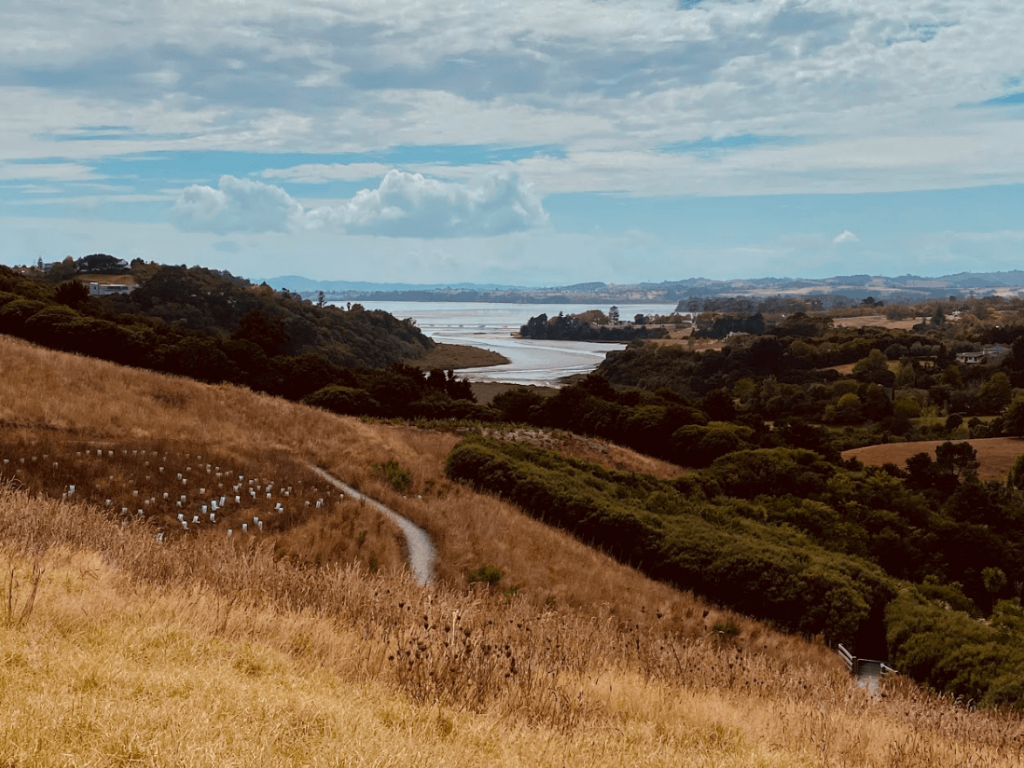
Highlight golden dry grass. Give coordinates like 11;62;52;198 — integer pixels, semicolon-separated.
479;425;688;480
0;335;733;642
645;327;730;353
831;315;923;331
843;437;1024;481
824;360;899;375
407;342;510;370
0;428;404;572
2;334;1024;764
2;488;1024;766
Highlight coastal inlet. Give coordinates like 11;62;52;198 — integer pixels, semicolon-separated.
349;301;681;388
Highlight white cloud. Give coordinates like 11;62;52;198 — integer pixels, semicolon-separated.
171;170;548;237
262;163;393;183
171;175;304;234
3;1;1024;197
833;230;859;244
0;162;99;182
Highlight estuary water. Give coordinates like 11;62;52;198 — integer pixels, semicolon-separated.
341;301;680;387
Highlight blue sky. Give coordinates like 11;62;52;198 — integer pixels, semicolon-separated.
1;0;1023;286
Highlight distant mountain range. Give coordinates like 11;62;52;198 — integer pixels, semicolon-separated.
264;276;522;293
263;271;1024;305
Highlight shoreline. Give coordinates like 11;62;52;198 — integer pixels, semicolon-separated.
407;342;510;371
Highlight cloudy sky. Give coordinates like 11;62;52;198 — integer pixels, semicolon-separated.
2;0;1022;285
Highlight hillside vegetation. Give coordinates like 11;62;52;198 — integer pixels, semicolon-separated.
3;336;1024;765
0;262;433;371
0;263;511;421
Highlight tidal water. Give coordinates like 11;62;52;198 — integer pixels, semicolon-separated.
339;301;681;387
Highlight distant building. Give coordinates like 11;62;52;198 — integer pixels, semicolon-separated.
955;345;1010;366
88;282;135;296
956;351;985;365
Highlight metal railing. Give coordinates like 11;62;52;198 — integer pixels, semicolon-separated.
838;644;898;678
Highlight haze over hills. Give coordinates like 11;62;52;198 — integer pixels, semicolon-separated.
266;270;1024;305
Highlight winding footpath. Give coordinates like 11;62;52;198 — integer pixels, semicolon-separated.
310;466;436;586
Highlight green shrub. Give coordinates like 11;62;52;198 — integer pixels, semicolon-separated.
445;436;892;645
374;460;411;493
712;621;740;638
466;565;503;585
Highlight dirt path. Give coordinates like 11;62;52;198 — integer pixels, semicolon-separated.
310;466;436;586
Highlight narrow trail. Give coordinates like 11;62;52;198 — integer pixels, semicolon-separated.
310;466;436;586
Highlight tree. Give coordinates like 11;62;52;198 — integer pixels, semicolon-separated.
316;290;326;308
852;349;896;386
76;253;128;273
1008;453;1024;491
232;308;289;357
896;360;917;388
862;383;893;422
1002;396;1024;438
935;441;980;482
53;280;91;309
983;566;1008;596
836;393;862;423
978;372;1013;415
47;256;77;282
894;396;922;421
608;305;620;324
701;388;736;422
491;387;546;423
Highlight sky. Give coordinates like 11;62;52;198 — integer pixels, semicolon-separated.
1;0;1023;286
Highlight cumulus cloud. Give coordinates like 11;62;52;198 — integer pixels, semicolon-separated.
833;230;859;244
171;175;304;234
171;170;547;238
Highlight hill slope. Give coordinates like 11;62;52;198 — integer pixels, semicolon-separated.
1;335;1022;765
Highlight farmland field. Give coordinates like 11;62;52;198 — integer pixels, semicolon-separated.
842;437;1024;480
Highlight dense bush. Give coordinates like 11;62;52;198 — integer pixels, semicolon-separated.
887;592;1024;708
445;436;894;646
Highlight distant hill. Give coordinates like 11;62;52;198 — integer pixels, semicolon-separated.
0;262;435;374
105;265;433;368
264;276;524;294
267;270;1024;305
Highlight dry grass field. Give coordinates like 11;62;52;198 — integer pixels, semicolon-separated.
1;334;1023;765
824;360;900;376
406;341;510;370
480;425;689;480
646;328;729;353
831;315;924;331
843;437;1024;481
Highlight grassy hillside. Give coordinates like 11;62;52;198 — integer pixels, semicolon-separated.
1;335;1023;765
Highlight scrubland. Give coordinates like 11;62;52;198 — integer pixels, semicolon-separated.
1;335;1023;765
